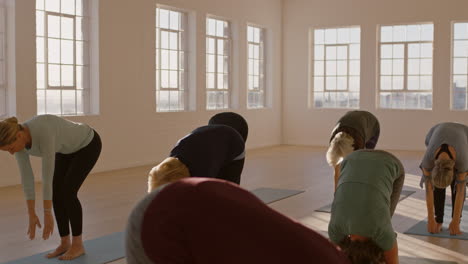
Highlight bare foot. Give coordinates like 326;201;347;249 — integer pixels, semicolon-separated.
46;243;70;259
58;244;85;260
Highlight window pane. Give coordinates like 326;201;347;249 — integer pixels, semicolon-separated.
407;59;420;75
37;11;45;36
61;65;74;86
314;77;324;91
349;44;360;59
381;59;392;75
315;29;324;44
454;40;468;57
48;64;61;86
453;58;467;74
48;15;60;38
37;37;45;62
381;45;392;58
46;0;60;12
454;23;468;40
393;25;406;42
61;0;75;15
159;9;169;29
325;28;337;44
337;28;349;44
37;0;45;10
420;59;432;75
326;61;337;76
207;18;216;36
392;76;404;90
326;46;336;60
61;39;74;64
393;44;404;59
315;45;324;60
406;25;421;41
326;77;336;90
314;61;324;76
381;76;392;90
349;60;360;75
62;90;76;114
421;24;433;41
169;11;180;30
46;90;61;114
207;38;215;54
37;63;46;88
408;43;420;58
381;26;393;42
420;76;432;90
407;76;420;90
337;46;347;60
48;38;60;63
37;90;46;115
392;59;404;75
350;28;360;43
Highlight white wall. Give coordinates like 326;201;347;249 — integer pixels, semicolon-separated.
0;0;282;187
283;0;468;151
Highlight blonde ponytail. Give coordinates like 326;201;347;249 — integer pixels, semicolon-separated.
326;132;355;166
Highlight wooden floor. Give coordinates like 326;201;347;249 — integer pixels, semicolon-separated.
0;145;467;263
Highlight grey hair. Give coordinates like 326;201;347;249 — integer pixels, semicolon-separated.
431;159;456;189
326;132;355;167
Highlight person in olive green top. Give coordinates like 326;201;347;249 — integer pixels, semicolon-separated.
0;115;102;260
328;150;404;264
326;110;380;190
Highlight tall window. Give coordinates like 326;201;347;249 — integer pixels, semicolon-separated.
313;27;360;108
206;17;230;110
452;22;468;110
247;25;265;109
156;7;188;112
0;2;7;117
36;0;92;115
378;24;433;109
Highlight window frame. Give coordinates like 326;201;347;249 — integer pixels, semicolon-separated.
377;23;434;110
451;21;468;111
205;16;231;110
155;6;189;112
247;24;266;109
311;26;361;109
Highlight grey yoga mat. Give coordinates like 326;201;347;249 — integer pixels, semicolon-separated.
399;256;459;264
250;187;304;204
1;232;125;264
404;204;468;240
315;189;416;213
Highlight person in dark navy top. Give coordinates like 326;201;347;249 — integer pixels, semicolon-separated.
208;112;248;142
147;125;245;192
208;112;248;184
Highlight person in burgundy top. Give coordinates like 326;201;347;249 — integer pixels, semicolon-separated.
125;177;350;264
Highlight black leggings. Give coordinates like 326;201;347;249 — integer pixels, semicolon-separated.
433;178;465;223
216;158;245;185
53;131;102;237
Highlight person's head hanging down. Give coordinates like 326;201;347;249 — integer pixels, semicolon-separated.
208;112;249;142
147;125;245;192
328;149;405;264
126;177;351;264
420;122;468;236
326;110;380;190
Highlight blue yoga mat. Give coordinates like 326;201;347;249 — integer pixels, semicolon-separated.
250;188;304;204
1;232;125;264
404;205;468;240
315;189;416;213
